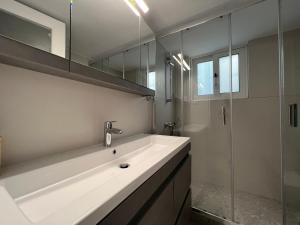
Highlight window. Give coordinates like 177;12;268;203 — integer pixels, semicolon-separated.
219;54;239;93
197;61;214;95
148;71;156;90
192;47;247;100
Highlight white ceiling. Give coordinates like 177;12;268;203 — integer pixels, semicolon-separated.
144;0;261;35
159;0;300;58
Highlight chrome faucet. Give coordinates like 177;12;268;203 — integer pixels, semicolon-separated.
104;121;123;147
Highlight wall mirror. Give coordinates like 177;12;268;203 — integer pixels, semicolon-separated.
0;0;70;58
0;0;156;95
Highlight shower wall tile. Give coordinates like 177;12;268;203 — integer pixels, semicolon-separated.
232;97;281;201
248;35;279;98
0;63;152;166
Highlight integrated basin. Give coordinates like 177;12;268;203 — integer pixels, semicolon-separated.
0;134;190;225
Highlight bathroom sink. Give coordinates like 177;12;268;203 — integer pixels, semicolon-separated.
0;134;190;225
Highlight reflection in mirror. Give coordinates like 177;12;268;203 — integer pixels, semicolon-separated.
231;1;280;225
120;40;155;87
147;41;156;90
124;45;140;84
71;0;139;66
0;0;69;58
281;0;300;225
71;0;155;87
89;52;125;79
107;53;125;79
142;41;156;89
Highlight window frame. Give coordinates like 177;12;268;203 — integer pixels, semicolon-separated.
191;47;248;101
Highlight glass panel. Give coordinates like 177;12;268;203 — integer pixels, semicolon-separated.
0;0;69;58
219;54;239;93
156;32;181;134
197;61;214;95
281;0;300;225
182;16;232;220
231;1;282;225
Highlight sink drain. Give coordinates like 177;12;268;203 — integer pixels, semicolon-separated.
119;163;130;169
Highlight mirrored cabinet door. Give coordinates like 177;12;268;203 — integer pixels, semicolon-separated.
0;0;70;58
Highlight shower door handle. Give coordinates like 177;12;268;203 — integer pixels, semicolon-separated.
289;104;298;127
222;106;226;126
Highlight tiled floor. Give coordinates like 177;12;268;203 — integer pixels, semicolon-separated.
192;184;300;225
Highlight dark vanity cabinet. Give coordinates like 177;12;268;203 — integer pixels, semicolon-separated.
135;156;191;225
96;143;191;225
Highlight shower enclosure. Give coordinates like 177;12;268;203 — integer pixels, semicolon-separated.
155;0;300;224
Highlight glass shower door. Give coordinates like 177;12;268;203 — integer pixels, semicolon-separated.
181;16;233;221
281;0;300;224
231;1;282;225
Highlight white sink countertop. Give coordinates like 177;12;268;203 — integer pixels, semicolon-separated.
0;134;190;225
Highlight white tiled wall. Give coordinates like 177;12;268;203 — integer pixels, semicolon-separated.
0;63;152;166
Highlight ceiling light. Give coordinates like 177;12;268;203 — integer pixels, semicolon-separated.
135;0;149;13
172;55;186;71
177;53;191;71
124;0;140;16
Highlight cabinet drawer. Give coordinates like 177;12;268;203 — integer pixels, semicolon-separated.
174;156;191;216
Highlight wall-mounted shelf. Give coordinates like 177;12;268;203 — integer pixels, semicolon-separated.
0;36;155;97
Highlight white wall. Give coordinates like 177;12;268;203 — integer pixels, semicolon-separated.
232;35;281;201
0;63;152;166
